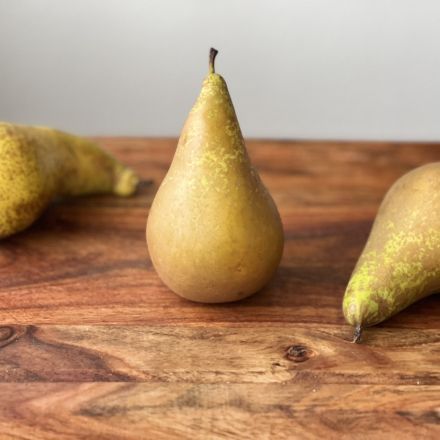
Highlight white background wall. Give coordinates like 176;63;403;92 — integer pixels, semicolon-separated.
1;0;440;140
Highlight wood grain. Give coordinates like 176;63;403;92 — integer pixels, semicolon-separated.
0;325;438;384
0;383;438;440
0;139;439;438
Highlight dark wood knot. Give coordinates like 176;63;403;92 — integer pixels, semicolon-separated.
285;345;315;363
0;325;25;349
0;326;14;342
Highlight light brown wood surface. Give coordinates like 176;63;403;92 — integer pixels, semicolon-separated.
0;139;439;439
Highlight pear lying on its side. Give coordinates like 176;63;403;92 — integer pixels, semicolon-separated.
0;122;138;238
146;48;284;303
343;163;440;342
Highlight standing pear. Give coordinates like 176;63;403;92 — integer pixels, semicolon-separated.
147;48;284;303
343;163;440;342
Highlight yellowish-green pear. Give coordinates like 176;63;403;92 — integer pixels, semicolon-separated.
146;48;284;303
0;122;138;238
344;163;440;342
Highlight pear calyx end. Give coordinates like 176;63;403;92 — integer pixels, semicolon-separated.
352;324;363;344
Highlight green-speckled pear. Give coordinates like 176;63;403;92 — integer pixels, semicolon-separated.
343;163;440;342
146;48;284;303
0;122;138;238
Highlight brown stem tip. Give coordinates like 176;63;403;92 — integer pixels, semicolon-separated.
352;325;363;344
209;47;218;74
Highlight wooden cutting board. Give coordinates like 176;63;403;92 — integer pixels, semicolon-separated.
0;139;439;439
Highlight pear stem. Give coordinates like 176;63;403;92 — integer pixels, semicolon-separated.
209;47;218;74
353;325;363;344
